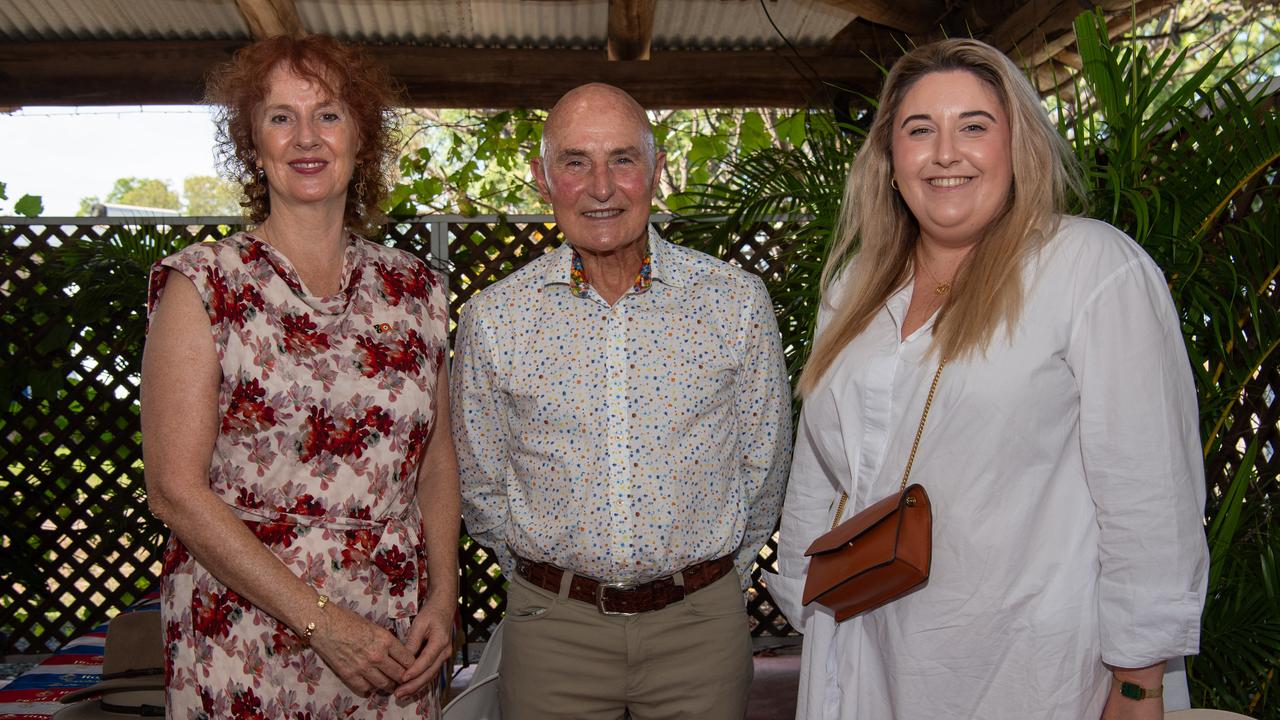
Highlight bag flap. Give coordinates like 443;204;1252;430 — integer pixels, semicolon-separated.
803;491;905;557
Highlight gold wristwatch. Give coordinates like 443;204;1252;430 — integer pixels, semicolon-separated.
1116;678;1163;700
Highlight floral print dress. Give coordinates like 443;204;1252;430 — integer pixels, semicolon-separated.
147;232;448;719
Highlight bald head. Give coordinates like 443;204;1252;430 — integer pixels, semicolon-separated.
540;83;657;173
529;82;664;256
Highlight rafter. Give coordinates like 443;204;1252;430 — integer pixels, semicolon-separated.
812;0;941;36
824;16;910;59
1006;0;1174;94
607;0;657;61
0;41;880;109
988;0;1148;67
234;0;304;40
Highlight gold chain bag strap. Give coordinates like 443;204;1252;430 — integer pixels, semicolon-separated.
801;360;946;622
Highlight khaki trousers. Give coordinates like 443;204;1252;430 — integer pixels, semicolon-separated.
498;568;754;720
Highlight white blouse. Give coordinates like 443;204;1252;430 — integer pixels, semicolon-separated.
765;217;1209;720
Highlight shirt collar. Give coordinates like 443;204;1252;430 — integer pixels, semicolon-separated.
569;244;651;298
545;225;687;295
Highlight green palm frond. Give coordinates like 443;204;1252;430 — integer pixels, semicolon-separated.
667;113;862;385
1071;11;1280;714
38;225;190;378
1191;441;1280;712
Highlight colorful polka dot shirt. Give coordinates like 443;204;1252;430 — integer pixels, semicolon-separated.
451;228;792;587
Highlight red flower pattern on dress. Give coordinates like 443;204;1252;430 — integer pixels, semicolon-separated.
270;621;303;657
236;487;266;510
162;538;191;575
222;377;278;435
397;420;432;483
283;493;327;518
165;619;183;648
145;263;168;333
207;266;266;328
281;312;332;357
375;261;435;306
231;685;270;720
245;518;300;549
355;330;428;378
373;544;416;597
241;238;305;295
299;405;393;462
340;530;379;571
149;234;445;718
192;589;244;639
338;505;379;570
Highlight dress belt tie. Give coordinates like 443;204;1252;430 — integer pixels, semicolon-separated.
229;504;422;620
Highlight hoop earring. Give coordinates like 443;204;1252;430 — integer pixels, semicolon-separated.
890;177;899;191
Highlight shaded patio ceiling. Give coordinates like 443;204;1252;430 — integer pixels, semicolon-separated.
0;0;1175;109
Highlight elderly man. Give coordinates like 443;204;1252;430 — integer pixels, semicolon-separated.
450;82;792;719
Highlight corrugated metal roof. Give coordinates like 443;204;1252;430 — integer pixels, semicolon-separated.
0;0;246;41
298;0;852;49
298;0;611;47
465;0;611;49
0;0;854;49
653;1;853;50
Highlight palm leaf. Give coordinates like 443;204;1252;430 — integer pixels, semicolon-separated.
668;113;863;386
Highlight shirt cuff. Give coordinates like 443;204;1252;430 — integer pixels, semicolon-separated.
1099;582;1203;667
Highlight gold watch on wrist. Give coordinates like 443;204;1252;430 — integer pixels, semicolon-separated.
1115;677;1163;701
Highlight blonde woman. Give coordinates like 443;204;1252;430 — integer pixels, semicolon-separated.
765;39;1208;720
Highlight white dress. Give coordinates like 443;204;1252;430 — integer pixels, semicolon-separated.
765;217;1209;720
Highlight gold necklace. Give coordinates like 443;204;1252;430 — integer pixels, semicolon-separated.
916;252;952;296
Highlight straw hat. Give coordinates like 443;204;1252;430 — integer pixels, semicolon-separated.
53;689;165;719
58;611;164;705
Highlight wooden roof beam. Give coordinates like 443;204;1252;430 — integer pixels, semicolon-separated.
234;0;305;40
991;0;1170;69
607;0;656;61
0;41;879;109
1013;0;1173;93
812;0;941;36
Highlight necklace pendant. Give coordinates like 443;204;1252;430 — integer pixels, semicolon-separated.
935;281;952;296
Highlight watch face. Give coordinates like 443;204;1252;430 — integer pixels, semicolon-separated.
1119;681;1159;700
1120;682;1144;700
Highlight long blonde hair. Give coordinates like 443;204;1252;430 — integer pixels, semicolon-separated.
797;39;1084;397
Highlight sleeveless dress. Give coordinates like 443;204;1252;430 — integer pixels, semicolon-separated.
147;231;448;719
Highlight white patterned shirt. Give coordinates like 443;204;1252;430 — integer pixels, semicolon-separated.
451;228;792;586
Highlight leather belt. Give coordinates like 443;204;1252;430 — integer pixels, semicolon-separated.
514;555;735;615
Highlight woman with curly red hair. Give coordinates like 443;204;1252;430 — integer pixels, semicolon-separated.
141;34;458;718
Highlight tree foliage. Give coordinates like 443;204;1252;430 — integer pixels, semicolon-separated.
182;175;241;216
385;107;815;217
78;177;181;216
0;180;43;217
75;175;241;217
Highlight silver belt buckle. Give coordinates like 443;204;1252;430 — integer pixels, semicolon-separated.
596;581;638;615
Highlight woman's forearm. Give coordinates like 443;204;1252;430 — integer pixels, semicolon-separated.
142;271;324;638
151;483;325;635
418;363;461;609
